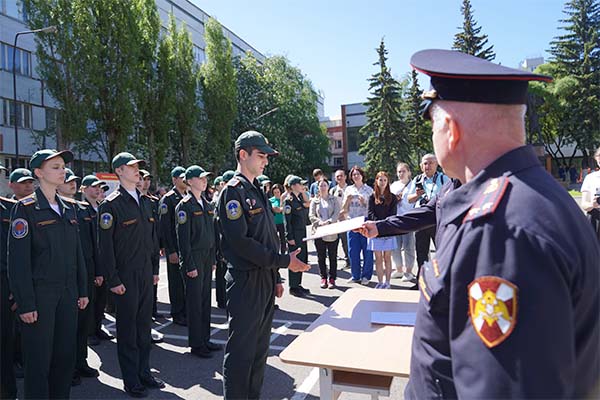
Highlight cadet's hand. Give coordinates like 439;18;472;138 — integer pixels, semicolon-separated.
287;239;296;246
160;248;165;257
20;311;37;324
357;221;379;238
111;284;126;295
94;276;104;287
187;269;198;278
10;302;17;312
78;297;89;310
275;283;284;298
153;275;159;285
288;248;310;273
168;252;179;264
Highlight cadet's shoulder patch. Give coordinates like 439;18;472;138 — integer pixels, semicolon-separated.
99;212;114;230
225;200;242;220
146;194;159;201
106;191;120;202
165;190;175;197
20;195;36;206
227;178;241;187
463;177;509;223
177;210;187;224
60;196;77;204
182;194;193;203
468;276;518;348
159;202;168;215
11;218;28;239
284;204;292;214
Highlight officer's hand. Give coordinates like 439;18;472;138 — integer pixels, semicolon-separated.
168;252;179;264
153;275;159;285
187;269;198;278
111;284;126;295
78;297;89;310
288;249;310;273
357;221;379;238
95;276;104;287
288;239;296;246
20;311;37;324
275;283;284;298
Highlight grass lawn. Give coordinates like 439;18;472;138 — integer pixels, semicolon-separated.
569;190;582;197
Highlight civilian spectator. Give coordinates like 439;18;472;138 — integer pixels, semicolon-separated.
389;162;416;282
269;184;287;253
581;146;600;240
309;169;324;198
330;169;350;269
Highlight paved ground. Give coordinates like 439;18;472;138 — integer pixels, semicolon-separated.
16;237;417;399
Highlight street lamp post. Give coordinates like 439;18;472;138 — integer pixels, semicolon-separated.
12;25;57;168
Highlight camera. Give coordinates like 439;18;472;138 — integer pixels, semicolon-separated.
415;182;424;191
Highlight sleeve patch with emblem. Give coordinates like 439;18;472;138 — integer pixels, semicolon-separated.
99;213;114;230
225;200;242;220
160;202;168;215
284;205;292;214
177;210;187;224
11;218;28;239
468;276;518;348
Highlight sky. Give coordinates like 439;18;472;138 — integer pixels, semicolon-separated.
192;0;567;118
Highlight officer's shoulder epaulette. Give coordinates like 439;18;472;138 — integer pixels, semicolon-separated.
106;191;120;202
463;176;510;223
227;178;241;187
20;194;36;206
0;196;17;204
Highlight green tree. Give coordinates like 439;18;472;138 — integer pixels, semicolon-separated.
402;70;432;168
549;0;600;161
200;18;237;172
359;38;410;177
452;0;496;60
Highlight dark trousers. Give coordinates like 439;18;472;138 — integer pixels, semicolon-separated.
21;285;78;399
167;261;186;319
337;231;349;262
94;281;108;333
114;268;153;388
1;272;17;400
76;272;96;369
275;223;287;253
415;226;436;278
185;251;212;349
288;230;307;288
223;267;276;400
315;238;338;280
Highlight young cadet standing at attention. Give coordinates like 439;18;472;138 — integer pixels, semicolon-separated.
158;166;187;326
58;169;102;385
218;131;310;399
8;149;88;399
98;152;163;398
176;165;222;358
284;175;311;296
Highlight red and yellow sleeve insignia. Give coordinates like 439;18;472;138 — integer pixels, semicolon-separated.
468;276;518;348
463;177;509;223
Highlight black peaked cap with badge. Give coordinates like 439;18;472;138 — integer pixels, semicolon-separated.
410;49;552;119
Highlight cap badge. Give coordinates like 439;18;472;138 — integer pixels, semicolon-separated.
421;89;438;100
468;276;518;348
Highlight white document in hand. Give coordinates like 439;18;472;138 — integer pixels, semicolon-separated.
303;216;365;241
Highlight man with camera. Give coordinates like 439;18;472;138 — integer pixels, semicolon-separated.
581;146;600;240
406;154;448;286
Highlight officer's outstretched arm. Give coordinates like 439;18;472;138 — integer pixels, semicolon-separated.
7;203;35;314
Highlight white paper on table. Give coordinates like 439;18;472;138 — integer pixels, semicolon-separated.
303;216;365;241
371;311;417;326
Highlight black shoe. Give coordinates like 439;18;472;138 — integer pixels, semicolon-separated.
297;285;310;294
87;335;100;346
71;373;82;386
78;364;99;378
274;304;280;310
190;347;212;358
151;333;164;344
96;329;114;340
289;287;304;297
140;376;165;389
205;341;223;351
172;316;187;326
124;384;148;398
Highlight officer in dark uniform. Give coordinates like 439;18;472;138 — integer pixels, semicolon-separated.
218;131;310;399
284;176;310;296
175;165;222;358
0;163;18;400
361;49;600;398
158;166;187;325
98;152;164;398
8;149;88;399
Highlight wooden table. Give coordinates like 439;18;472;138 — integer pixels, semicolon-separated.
280;289;420;399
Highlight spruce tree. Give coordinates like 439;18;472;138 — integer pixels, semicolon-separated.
452;0;496;60
403;70;432;169
359;38;410;177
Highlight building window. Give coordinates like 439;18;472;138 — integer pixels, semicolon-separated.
193;45;205;65
333;157;343;166
2;99;32;129
45;108;58;132
3;0;28;22
334;140;342;149
347;126;362;152
0;42;33;76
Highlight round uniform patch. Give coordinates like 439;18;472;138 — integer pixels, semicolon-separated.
177;210;187;224
159;203;168;215
284;205;292;214
225;200;242;220
11;218;28;239
99;213;114;230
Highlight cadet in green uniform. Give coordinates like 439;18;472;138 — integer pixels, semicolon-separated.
158;167;187;325
8;168;35;200
175;165;222;358
0;163;18;400
98;153;164;398
218;131;310;399
8;149;88;399
284;176;310;296
214;171;235;310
